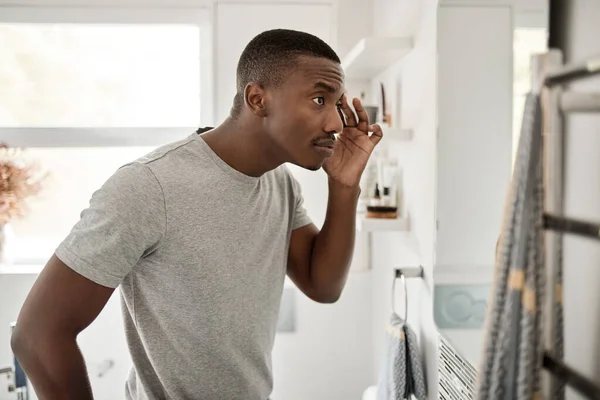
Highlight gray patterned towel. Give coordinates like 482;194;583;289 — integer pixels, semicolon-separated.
376;313;427;400
476;92;564;400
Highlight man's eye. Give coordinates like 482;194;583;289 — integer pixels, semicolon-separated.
312;97;325;106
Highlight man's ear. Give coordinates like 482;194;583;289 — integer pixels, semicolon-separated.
244;82;268;117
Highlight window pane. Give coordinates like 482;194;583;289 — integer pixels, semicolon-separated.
7;147;155;262
0;24;201;128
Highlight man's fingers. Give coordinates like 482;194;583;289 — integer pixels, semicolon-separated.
368;124;383;146
340;94;358;127
352;97;370;131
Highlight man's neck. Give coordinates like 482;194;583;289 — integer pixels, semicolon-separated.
200;117;285;178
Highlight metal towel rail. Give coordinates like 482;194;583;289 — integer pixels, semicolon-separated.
534;50;600;399
391;266;423;320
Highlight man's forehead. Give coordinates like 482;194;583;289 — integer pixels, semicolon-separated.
291;57;344;89
312;81;343;94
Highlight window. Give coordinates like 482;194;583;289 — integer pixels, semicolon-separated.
1;23;202;128
0;7;212;264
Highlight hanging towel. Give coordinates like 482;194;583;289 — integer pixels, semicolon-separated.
376;313;426;400
404;319;427;399
476;92;564;400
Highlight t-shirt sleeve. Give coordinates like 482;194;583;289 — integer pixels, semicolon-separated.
55;162;166;288
289;173;313;231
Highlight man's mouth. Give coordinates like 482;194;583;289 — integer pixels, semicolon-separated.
312;139;335;156
312;139;335;149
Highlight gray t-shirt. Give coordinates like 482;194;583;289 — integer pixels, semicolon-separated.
55;132;312;400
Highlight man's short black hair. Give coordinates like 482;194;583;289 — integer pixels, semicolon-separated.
232;28;341;117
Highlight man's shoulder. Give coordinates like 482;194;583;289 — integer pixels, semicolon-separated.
271;164;296;185
128;129;216;179
134;133;199;167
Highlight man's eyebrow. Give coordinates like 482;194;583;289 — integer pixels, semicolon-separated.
313;81;339;93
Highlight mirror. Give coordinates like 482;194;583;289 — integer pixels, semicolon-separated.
433;1;549;367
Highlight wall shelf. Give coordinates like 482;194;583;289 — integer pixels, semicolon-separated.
356;214;409;232
342;36;413;79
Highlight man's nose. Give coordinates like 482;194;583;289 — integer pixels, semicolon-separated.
326;106;344;134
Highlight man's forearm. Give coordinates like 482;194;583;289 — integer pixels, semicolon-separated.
12;332;94;400
309;178;360;302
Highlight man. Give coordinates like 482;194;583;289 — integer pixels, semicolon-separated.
11;29;383;399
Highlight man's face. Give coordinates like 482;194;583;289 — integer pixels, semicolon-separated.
264;56;345;171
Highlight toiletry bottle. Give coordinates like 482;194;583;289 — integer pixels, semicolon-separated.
359;162;377;212
370;183;381;206
382;187;391;206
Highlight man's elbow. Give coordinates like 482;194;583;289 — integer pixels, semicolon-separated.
11;327;29;362
11;323;51;363
304;275;346;304
309;289;342;304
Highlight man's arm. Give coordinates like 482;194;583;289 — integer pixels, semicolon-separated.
11;254;114;400
287;178;360;303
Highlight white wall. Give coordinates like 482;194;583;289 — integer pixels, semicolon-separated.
0;1;378;399
434;3;514;368
367;0;440;394
553;2;600;398
435;5;512;267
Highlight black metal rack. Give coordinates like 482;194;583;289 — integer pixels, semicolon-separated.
535;50;600;399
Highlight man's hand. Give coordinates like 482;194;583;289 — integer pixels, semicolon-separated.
323;95;383;188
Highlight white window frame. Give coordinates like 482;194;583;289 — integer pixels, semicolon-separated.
0;6;214;147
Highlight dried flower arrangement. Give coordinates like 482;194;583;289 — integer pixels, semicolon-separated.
0;143;46;225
